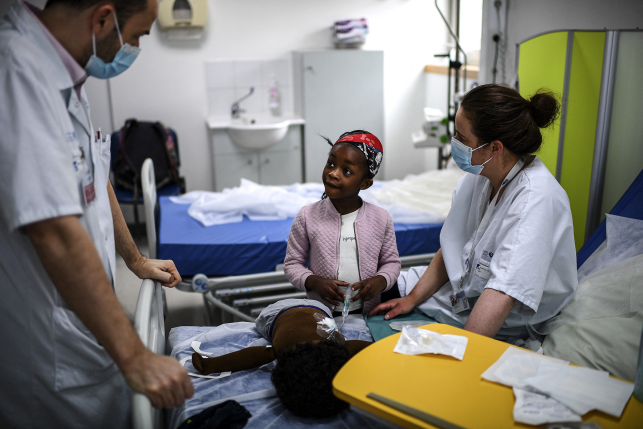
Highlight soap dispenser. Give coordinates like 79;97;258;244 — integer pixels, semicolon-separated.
268;74;281;116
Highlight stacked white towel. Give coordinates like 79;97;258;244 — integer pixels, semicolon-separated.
333;18;368;46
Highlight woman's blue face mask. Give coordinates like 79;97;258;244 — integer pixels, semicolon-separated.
85;12;140;79
450;136;492;175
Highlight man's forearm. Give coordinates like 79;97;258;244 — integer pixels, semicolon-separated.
407;248;450;305
26;215;145;371
108;182;143;268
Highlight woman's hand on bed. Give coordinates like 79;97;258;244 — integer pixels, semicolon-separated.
123;349;194;409
131;256;182;287
305;275;348;305
368;296;416;320
351;275;387;302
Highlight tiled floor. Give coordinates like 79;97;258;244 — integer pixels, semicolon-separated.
114;236;207;335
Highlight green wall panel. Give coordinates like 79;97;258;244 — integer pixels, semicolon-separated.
560;32;605;250
517;31;568;177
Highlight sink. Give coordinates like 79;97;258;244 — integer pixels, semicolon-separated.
227;116;292;150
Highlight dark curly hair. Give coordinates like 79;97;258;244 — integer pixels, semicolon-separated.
271;341;352;418
460;84;560;156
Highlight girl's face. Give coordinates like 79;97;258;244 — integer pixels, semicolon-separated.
322;143;372;201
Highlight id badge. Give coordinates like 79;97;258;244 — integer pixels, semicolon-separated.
81;170;96;205
450;290;470;314
474;250;493;280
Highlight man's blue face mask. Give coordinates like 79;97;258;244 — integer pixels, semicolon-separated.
85;12;140;79
450;136;492;175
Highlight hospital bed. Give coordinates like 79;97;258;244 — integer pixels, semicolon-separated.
132;160;643;428
154;174;442;323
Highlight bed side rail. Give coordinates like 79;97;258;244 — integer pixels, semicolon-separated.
132;279;165;429
176;253;436;293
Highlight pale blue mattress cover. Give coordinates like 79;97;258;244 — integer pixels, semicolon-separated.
167;316;388;429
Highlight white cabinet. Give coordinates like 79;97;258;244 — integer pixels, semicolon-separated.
211;124;303;191
293;50;384;182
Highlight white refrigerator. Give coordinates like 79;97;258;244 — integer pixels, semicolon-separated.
293;50;385;183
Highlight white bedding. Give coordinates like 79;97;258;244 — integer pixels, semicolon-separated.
170;167;465;226
167;315;388;429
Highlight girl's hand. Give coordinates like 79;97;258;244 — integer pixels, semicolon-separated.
305;276;348;305
351;275;387;302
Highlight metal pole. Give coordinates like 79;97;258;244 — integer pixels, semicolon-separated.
585;31;619;242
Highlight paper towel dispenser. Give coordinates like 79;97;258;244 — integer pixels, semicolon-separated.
158;0;207;37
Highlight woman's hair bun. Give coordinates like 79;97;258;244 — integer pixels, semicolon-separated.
528;90;560;129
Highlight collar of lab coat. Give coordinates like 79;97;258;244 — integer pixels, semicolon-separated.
8;1;92;137
8;1;76;93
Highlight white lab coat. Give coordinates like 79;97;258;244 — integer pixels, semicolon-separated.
0;1;129;427
400;157;578;339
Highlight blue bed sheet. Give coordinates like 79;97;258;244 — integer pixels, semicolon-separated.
158;196;442;276
166;316;388;429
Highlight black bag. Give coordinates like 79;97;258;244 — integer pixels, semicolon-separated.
114;119;185;200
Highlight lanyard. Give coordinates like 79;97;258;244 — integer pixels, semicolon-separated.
454;157;525;296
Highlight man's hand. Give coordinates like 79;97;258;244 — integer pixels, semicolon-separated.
351;275;387;302
130;256;182;287
305;275;348;305
122;348;194;409
368;296;417;320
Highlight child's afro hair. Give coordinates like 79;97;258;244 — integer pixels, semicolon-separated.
271;341;352;418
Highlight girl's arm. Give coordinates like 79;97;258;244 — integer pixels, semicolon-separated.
375;215;401;291
284;208;314;292
192;347;277;374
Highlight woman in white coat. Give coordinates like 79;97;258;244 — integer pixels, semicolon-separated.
370;84;578;339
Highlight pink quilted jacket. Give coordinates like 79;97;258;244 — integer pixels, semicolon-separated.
284;197;401;314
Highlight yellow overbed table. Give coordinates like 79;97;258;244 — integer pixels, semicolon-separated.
333;324;643;429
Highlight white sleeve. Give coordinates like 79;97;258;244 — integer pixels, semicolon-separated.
0;51;82;231
484;186;563;316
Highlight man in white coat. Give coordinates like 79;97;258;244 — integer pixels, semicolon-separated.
0;0;193;427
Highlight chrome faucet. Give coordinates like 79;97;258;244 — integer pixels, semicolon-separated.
231;87;254;118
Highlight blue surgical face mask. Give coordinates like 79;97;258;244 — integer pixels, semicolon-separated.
450;136;492;175
85;12;141;79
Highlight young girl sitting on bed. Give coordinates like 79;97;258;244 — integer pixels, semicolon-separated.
283;130;401;317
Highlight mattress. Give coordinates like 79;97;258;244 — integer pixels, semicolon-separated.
158;196;442;276
166;316;388;429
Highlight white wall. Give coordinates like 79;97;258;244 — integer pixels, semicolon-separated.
479;0;643;85
85;0;450;190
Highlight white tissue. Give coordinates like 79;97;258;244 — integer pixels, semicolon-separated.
523;365;633;417
393;326;468;360
483;346;634;419
513;387;581;425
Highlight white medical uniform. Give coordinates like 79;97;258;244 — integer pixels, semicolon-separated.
0;2;129;427
400;157;578;339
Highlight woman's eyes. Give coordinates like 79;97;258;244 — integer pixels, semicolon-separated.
344;168;352;175
327;161;334;167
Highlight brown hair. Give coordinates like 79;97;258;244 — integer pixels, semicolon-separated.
460;84;560;156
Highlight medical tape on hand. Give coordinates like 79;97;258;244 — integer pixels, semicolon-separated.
179;356;232;380
453;158;525;297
